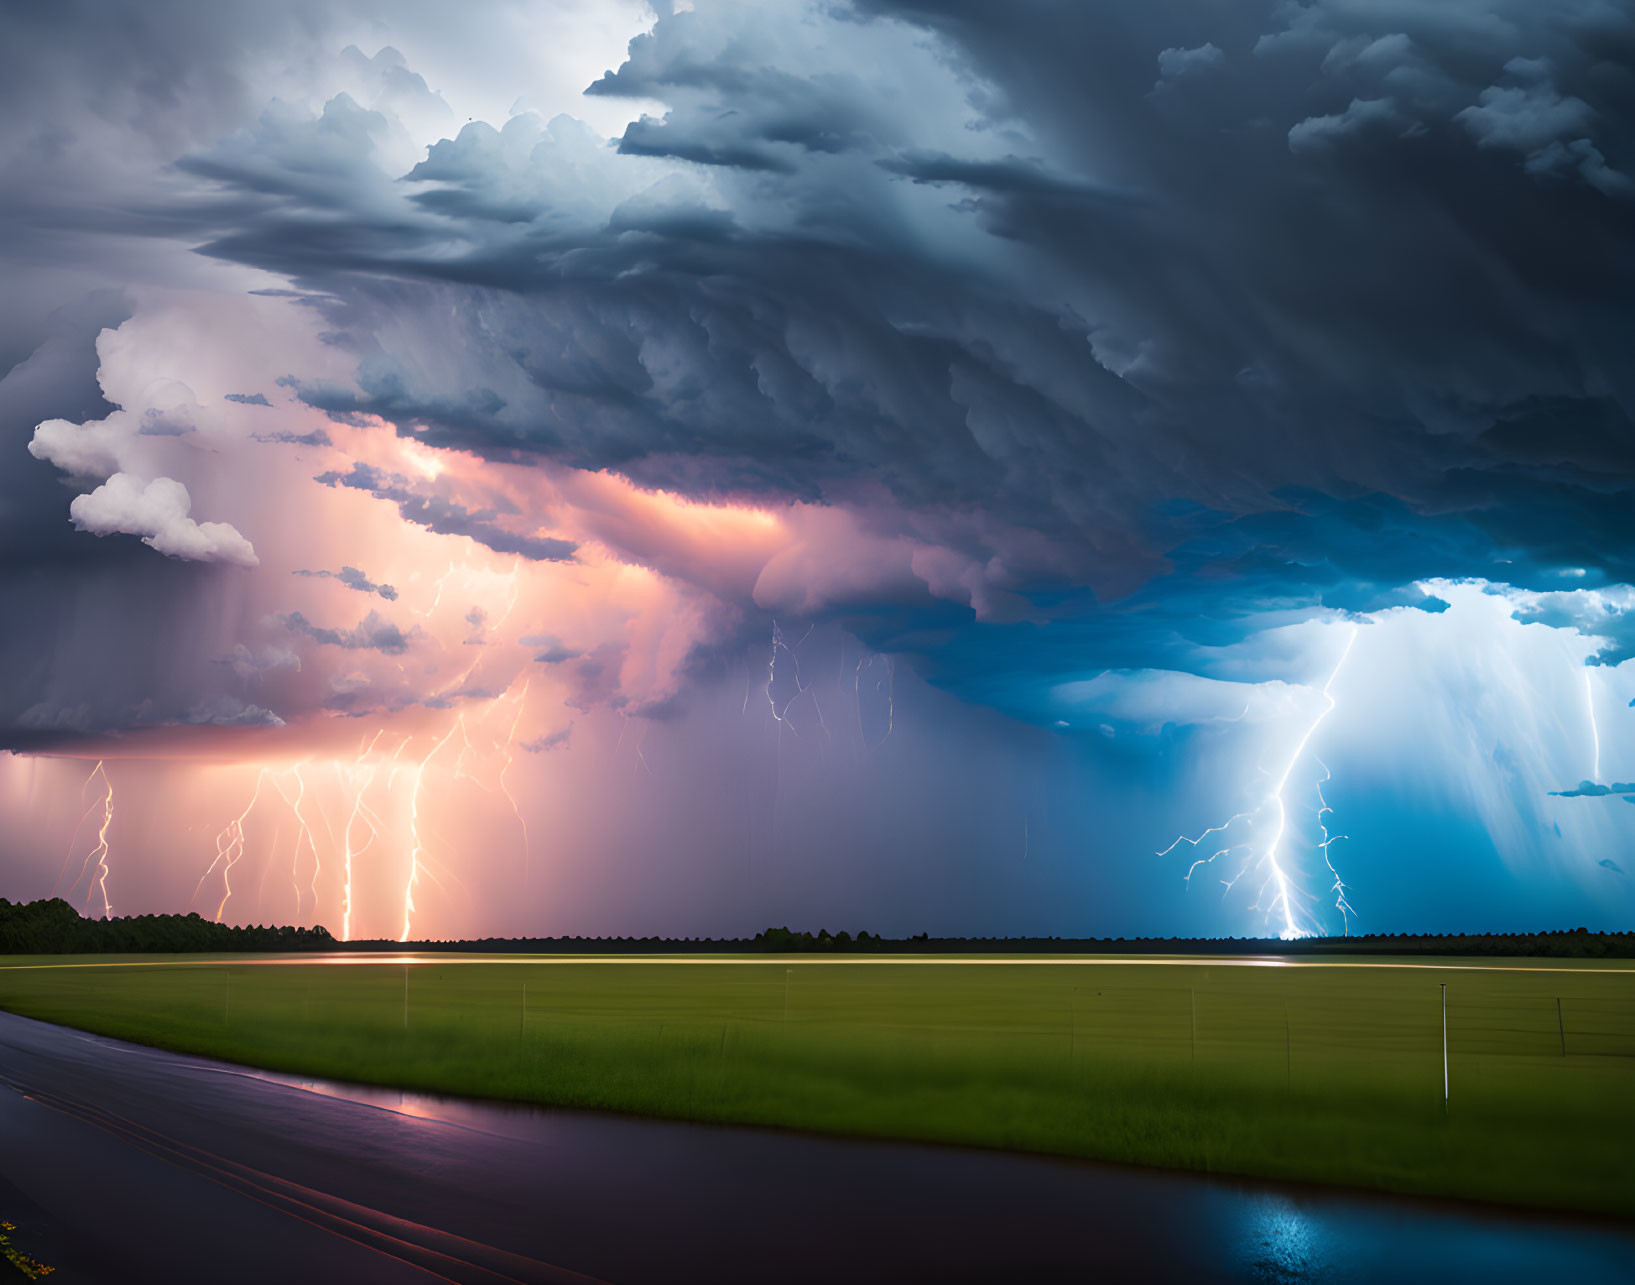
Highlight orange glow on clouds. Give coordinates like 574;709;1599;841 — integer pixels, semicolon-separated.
8;288;1008;939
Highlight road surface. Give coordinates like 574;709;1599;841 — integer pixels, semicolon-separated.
1;1009;1631;1283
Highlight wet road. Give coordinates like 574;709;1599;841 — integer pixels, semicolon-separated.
1;1009;1631;1284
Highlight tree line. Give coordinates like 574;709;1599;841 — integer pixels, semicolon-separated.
0;898;335;954
3;898;1629;957
356;924;1635;958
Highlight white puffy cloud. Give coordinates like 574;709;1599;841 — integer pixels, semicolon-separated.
67;472;259;565
28;416;130;476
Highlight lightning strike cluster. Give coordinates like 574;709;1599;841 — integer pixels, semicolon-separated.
1158;626;1361;939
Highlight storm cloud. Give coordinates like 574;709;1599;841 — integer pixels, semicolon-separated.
87;0;1625;692
0;0;1630;938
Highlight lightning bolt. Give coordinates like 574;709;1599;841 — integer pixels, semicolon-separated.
403;716;465;942
498;680;532;889
1159;625;1360;939
271;766;321;922
1584;668;1601;783
854;653;895;747
1313;756;1354;934
56;760;114;915
766;621;798;734
171;559;544;941
338;731;386;942
1159;812;1254;886
765;621;829;739
195;768;270;923
85;762;114;918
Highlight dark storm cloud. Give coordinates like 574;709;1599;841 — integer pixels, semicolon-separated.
313;461;578;562
225;393;272;406
0;290;270;750
0;291;131;570
5;0;1633;731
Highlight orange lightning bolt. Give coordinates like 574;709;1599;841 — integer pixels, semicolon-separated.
194;768;269;923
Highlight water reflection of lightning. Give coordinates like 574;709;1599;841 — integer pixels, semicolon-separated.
1158;625;1360;939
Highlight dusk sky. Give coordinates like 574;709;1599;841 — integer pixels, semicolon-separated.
2;0;1632;941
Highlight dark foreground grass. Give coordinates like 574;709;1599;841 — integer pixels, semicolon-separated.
0;955;1630;1217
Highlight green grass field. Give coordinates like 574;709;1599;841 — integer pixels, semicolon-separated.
1;955;1631;1217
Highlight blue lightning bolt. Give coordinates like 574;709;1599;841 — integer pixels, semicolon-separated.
1584;667;1601;784
1159;624;1361;939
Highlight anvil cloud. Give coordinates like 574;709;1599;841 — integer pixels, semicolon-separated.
1;0;1631;940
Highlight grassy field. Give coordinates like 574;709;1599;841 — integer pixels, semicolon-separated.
0;954;1631;1217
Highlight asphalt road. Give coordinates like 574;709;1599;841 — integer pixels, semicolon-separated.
1;1009;1631;1284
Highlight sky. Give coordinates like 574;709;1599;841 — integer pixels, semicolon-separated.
1;0;1632;942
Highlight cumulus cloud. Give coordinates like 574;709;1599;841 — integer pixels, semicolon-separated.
276;608;413;653
1459;76;1592;152
1455;60;1631;195
293;565;398;599
1155;42;1223;85
1288;97;1402;153
28;417;128;477
68;473;259;565
182;696;285;727
215;643;301;678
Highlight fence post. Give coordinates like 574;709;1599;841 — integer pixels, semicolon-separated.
1440;983;1448;1110
1556;997;1566;1057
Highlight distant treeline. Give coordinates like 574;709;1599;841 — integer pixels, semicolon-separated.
351;924;1635;958
0;898;335;954
3;899;1630;957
